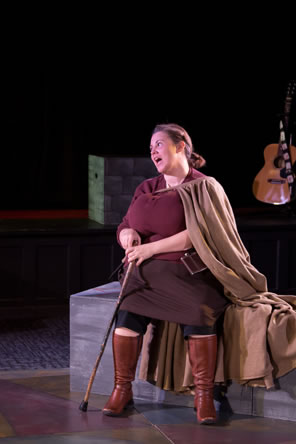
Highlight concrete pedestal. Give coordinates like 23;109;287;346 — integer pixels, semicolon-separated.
70;281;296;421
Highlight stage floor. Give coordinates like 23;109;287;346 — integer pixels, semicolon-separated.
0;369;295;443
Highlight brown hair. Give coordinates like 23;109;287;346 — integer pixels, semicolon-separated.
152;123;206;169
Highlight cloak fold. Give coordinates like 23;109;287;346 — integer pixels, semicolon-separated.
138;177;296;390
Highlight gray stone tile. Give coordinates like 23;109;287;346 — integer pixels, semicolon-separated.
253;372;296;421
105;158;134;176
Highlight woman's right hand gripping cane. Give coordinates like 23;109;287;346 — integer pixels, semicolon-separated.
119;228;141;250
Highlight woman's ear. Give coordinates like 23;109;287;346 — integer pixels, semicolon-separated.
176;141;186;153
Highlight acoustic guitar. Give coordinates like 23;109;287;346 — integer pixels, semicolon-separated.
252;81;296;205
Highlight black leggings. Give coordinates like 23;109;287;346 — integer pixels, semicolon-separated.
115;310;217;338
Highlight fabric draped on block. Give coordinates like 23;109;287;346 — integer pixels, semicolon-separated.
138;176;296;391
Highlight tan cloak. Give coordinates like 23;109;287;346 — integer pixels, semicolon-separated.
138;177;296;391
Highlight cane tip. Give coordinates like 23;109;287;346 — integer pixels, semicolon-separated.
79;400;88;412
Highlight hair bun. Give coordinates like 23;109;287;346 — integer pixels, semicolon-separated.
191;153;206;169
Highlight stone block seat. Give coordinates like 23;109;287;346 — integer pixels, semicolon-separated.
70;281;296;421
70;281;188;406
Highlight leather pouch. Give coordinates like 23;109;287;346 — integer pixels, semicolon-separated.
181;249;207;275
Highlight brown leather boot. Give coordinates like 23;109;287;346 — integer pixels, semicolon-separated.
103;332;143;416
188;335;217;425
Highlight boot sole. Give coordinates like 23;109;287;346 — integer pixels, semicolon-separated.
102;399;134;417
195;407;217;424
198;418;217;425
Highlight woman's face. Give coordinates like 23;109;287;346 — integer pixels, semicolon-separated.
150;131;182;174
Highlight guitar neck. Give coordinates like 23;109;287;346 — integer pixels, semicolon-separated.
279;121;295;188
283;80;296;139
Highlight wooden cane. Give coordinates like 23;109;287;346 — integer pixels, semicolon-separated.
79;259;136;411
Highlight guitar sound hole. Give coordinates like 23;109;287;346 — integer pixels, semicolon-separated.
273;156;285;168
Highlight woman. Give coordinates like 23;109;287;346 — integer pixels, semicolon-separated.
102;123;230;424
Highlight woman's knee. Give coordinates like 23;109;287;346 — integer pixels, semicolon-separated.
115;310;151;336
115;327;140;337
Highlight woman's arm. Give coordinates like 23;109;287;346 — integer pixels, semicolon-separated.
125;229;192;266
151;229;192;254
117;180;152;248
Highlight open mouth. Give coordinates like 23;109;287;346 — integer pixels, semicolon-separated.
154;157;162;165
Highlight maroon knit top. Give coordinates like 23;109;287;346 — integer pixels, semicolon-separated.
117;168;206;261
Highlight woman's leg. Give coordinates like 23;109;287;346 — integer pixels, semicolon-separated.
181;324;218;425
102;311;150;416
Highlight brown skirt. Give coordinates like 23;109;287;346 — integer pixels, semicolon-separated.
119;259;230;326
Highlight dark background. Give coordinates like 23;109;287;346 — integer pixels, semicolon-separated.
2;48;295;212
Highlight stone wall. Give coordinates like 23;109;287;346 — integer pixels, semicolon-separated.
88;155;157;225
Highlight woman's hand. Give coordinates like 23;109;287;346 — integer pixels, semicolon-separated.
119;228;141;250
125;243;155;266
